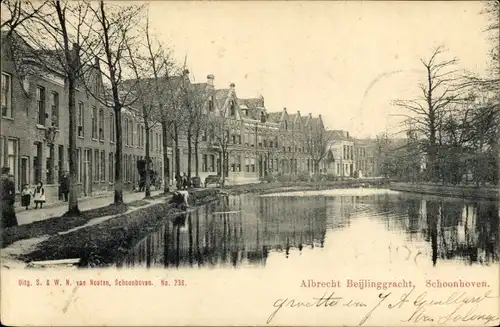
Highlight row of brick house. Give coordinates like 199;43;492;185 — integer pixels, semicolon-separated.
168;74;332;185
0;32;164;203
1;31;378;203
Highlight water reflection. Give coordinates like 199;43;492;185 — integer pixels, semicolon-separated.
116;190;498;269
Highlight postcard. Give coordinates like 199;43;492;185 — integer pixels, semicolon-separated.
1;0;499;326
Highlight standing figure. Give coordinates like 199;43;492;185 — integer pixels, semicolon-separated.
33;181;46;209
182;172;189;189
1;167;18;228
59;171;69;202
21;184;33;210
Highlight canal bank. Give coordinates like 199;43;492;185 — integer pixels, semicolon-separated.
3;189;219;268
390;182;499;201
224;178;391;195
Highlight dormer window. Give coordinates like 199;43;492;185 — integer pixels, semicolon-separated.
208;97;214;112
230;100;236;116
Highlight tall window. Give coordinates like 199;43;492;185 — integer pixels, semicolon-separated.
129;120;134;146
124;118;129;145
7;139;17;190
110;113;115;142
137;124;141;147
99;109;104;140
208;97;214;112
78;102;84;136
230;100;236;116
109;152;114;182
1;73;12;118
92;106;97;139
51;92;59;127
202;154;207;172
94;149;99;181
100;150;106;181
77;148;82;183
36;86;46;125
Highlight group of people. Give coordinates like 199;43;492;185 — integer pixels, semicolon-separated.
137;173;162;192
20;182;47;210
1;167;49;229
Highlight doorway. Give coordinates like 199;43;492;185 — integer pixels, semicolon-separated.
20;157;28;186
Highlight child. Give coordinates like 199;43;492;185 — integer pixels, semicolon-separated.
21;184;32;210
33;181;46;209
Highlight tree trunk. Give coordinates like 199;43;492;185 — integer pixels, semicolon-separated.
114;108;124;203
174;124;180;182
145;121;151;198
220;148;226;186
66;79;80;215
161;119;170;193
187;132;192;181
194;138;199;177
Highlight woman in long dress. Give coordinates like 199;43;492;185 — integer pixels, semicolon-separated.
33;181;46;209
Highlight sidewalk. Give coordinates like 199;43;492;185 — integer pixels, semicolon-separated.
15;190;164;226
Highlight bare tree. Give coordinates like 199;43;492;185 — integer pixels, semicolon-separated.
9;0;99;215
392;46;466;182
1;0;48;35
131;22;179;193
125;28;163;197
162;66;190;188
305;117;330;173
209;96;236;186
86;0;145;203
185;81;212;178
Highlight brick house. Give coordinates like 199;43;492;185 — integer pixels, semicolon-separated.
0;32;164;202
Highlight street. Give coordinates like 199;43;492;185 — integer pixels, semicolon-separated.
15;190;164;226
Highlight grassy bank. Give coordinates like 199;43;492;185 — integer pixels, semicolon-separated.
2;203;129;248
18;189;219;267
224;178;391;195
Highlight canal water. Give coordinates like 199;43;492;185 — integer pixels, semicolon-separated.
115;188;499;270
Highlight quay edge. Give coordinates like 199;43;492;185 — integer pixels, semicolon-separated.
389;182;499;201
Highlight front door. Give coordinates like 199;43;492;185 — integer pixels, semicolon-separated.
20;157;28;186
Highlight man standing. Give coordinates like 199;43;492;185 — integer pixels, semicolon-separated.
59;171;69;202
1;167;18;228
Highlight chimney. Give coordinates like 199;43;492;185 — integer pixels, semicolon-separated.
309;113;312;117
207;74;214;86
297;110;300;115
230;82;235;88
183;69;190;75
283;107;287;112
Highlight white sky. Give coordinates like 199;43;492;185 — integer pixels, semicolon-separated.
145;1;492;138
